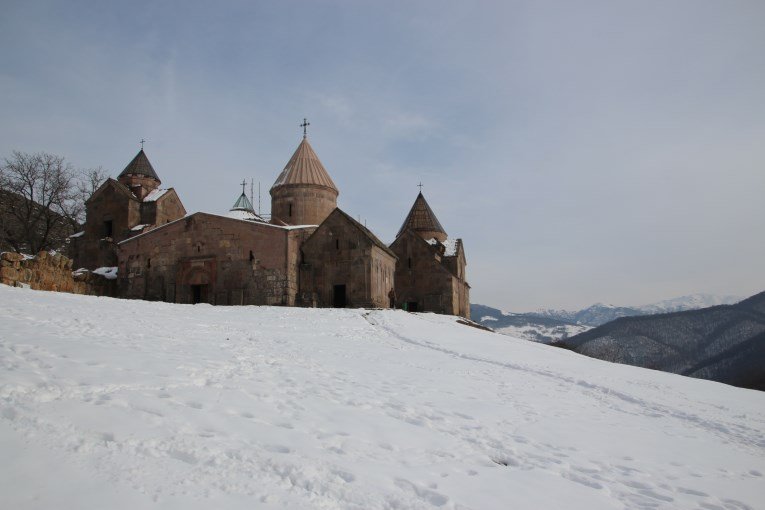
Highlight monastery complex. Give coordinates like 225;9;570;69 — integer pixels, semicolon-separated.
70;131;470;318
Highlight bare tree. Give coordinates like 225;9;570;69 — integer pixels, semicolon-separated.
78;166;108;196
69;166;109;229
0;151;98;253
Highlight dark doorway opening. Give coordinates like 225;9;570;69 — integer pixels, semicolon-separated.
191;284;208;304
333;284;347;308
407;301;419;312
103;220;113;237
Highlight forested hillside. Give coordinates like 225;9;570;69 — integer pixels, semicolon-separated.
561;291;765;390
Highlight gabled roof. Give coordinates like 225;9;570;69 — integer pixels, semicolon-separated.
119;149;161;182
86;178;140;204
396;192;447;239
310;208;396;259
271;138;338;193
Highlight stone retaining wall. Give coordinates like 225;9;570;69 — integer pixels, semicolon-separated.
0;251;117;296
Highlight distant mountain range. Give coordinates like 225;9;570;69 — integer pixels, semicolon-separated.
471;294;741;344
470;304;591;344
558;291;765;391
529;293;742;327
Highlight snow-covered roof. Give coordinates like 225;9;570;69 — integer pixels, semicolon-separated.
130;224;149;231
443;238;458;257
426;237;459;257
93;266;118;280
226;209;261;221
69;231;85;238
143;189;169;202
119;212;315;245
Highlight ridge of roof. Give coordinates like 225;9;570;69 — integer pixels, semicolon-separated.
119;211;314;245
270;138;338;192
119;149;161;182
396;192;447;239
323;208;397;259
86;178;140;204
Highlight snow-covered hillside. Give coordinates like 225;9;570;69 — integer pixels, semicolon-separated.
1;285;763;510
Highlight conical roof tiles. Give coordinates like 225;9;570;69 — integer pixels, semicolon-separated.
231;192;254;212
119;149;160;182
397;192;447;239
271;138;338;193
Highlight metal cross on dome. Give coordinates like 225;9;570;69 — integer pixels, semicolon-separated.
418;182;423;192
300;118;310;138
240;179;247;195
140;138;146;150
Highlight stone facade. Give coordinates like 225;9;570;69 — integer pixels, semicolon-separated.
389;193;470;318
270;138;339;226
299;209;397;308
118;213;314;305
69;135;471;318
69;150;186;270
271;185;338;226
0;251;116;296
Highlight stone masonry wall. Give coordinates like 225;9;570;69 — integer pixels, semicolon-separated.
390;230;460;316
299;211;396;309
0;251;116;296
119;213;311;306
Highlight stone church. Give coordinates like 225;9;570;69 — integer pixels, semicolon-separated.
71;131;470;318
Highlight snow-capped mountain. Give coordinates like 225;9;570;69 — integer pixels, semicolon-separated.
637;293;743;314
1;285;763;509
472;294;742;343
471;304;591;344
530;294;742;327
560;291;765;390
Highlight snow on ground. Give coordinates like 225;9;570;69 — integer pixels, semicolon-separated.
1;285;763;510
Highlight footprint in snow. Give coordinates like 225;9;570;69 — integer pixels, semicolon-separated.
264;445;291;454
332;470;355;483
394;479;449;507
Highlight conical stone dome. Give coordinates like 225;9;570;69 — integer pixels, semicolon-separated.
119;149;160;183
271;138;338;192
270;137;339;226
397;192;447;242
117;149;161;200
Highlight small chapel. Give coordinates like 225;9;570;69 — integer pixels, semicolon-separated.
70;127;470;318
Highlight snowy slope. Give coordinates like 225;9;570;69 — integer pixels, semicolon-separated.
1;285;763;510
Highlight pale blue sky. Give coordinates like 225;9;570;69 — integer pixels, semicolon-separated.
1;0;763;310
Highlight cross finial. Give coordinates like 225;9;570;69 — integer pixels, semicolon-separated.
240;179;247;195
140;138;146;150
300;118;310;138
417;182;423;192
